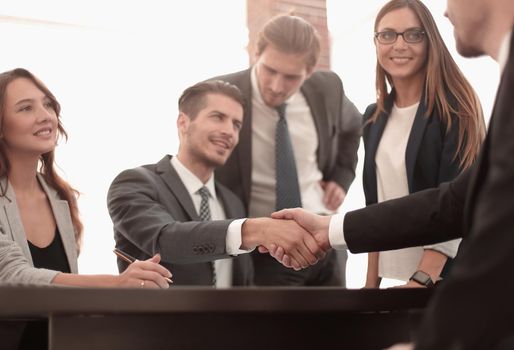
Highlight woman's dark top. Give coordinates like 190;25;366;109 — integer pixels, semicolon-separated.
28;228;71;273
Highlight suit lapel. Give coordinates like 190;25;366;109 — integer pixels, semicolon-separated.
155;155;200;220
215;183;233;218
1;181;34;266
37;174;79;273
301;79;330;167
0;176;79;272
236;69;254;205
364;94;396;204
364;110;388;204
405;98;429;193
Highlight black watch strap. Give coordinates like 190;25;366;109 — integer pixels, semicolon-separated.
409;270;434;288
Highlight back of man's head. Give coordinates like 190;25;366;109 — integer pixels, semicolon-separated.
256;14;321;70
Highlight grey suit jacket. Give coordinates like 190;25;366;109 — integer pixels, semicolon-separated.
212;68;362;210
107;155;253;286
0;174;79;284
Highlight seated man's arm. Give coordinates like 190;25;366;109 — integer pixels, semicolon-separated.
107;168;234;264
108;168;323;268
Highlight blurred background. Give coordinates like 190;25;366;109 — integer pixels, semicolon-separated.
0;0;498;287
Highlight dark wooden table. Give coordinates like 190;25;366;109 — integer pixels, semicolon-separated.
0;286;432;350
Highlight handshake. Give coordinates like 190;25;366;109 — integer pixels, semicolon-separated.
240;208;333;270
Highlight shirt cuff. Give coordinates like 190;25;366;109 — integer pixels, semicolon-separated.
226;219;253;255
328;213;347;250
423;238;462;258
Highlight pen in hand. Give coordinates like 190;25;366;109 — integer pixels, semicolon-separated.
113;248;173;284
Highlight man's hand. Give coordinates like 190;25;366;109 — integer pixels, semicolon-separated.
320;180;346;211
242;217;326;270
272;208;331;249
265;208;331;268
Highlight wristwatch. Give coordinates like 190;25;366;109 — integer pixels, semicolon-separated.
409;270;434;288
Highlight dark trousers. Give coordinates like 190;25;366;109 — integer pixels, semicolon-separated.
252;249;346;286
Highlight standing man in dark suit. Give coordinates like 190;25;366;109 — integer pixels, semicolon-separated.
272;0;514;347
108;80;323;286
212;15;362;286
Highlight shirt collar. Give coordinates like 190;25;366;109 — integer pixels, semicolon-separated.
498;29;512;74
170;156;217;199
250;66;266;106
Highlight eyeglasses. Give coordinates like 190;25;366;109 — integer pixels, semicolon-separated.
374;29;425;44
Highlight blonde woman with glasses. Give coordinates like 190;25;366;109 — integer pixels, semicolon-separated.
362;0;485;288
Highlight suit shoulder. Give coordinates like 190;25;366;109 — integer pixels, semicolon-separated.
207;69;250;86
312;70;343;85
363;103;377;121
110;163;158;187
361;103;379;142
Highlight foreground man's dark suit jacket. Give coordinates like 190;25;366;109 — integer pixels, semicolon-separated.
345;33;514;349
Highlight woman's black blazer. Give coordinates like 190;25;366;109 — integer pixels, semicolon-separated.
362;92;463;207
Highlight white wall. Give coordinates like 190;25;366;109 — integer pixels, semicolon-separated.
1;0;248;275
1;1;499;287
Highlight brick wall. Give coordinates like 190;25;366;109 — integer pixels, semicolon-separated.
246;0;330;70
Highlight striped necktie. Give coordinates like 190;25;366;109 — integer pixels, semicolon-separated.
197;186;216;286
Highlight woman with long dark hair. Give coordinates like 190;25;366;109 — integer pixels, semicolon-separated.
0;68;171;288
363;0;485;288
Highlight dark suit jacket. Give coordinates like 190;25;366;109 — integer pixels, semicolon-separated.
363;91;461;206
362;93;462;259
212;68;361;210
345;33;514;349
107;155;253;286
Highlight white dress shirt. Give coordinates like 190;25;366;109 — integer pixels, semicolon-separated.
171;156;247;288
375;103;420;280
375;103;459;281
248;67;333;217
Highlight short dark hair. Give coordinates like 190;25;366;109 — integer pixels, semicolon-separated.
178;80;245;119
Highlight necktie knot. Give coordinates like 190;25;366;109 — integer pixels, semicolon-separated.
276;104;287;120
197;186;211;221
197;186;210;200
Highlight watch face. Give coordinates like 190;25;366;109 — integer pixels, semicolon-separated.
411;271;434;287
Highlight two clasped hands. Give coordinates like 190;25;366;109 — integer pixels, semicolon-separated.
130;208;332;288
242;208;332;271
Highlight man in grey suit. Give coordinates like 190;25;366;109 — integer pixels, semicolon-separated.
212;15;362;286
108;80;323;286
